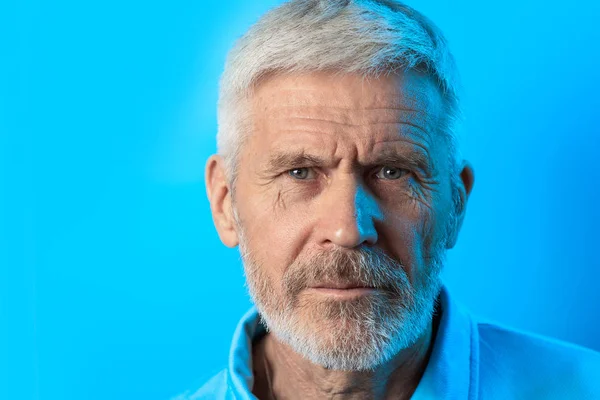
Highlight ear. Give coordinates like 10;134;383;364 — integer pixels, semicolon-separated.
205;155;239;248
445;161;475;249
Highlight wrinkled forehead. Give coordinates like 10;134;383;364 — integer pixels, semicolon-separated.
244;71;447;163
255;69;440;100
249;70;445;135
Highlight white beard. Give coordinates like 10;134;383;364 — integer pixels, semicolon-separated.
237;225;445;371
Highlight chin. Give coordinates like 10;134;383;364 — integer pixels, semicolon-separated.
290;321;405;371
264;296;430;371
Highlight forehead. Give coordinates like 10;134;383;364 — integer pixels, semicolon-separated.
247;70;445;161
253;69;441;106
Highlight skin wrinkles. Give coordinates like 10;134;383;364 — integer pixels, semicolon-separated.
258;79;437;137
205;69;475;400
282;116;430;135
251;72;439;398
262;140;435;178
245;77;435;276
258;144;438;225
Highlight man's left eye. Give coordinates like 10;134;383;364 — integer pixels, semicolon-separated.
374;166;409;180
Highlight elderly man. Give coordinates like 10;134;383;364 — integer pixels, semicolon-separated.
181;0;600;399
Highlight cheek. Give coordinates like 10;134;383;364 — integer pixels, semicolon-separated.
380;220;423;283
238;190;312;284
424;181;456;253
379;199;435;281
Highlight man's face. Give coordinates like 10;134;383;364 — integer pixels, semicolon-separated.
230;70;458;370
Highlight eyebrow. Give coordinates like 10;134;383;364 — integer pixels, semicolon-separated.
371;151;431;173
263;148;431;174
264;152;328;174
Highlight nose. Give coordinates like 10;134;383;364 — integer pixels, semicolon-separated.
317;176;381;249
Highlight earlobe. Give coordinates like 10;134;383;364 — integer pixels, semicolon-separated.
205;155;240;248
445;161;475;249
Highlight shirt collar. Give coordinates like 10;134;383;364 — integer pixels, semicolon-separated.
226;286;478;399
411;286;479;399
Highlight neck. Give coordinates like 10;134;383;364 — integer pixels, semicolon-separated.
252;313;440;400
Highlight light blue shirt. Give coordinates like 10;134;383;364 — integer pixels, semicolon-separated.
174;287;600;399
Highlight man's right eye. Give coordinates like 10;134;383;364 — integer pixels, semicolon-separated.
288;168;315;180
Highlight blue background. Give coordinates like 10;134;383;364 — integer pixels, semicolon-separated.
2;0;599;399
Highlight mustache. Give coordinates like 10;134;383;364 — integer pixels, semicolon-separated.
282;247;412;301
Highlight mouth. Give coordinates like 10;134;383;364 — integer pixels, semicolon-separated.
306;282;378;298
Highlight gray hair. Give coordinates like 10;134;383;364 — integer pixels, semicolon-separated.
217;0;462;187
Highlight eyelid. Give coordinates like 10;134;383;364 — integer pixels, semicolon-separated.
287;166;318;180
283;164;414;181
372;165;411;179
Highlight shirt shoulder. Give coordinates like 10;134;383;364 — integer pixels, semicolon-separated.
170;370;231;400
476;321;600;399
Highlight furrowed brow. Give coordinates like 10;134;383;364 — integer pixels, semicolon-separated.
371;150;431;174
264;151;327;173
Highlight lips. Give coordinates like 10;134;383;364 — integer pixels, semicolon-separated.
310;281;374;290
305;284;378;299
